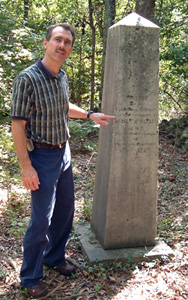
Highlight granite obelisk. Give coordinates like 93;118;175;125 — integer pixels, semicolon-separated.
91;13;160;249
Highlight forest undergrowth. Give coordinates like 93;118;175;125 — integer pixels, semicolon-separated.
0;122;187;300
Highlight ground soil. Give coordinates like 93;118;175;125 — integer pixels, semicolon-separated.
0;135;187;300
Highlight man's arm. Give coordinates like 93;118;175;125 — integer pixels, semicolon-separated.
11;119;40;191
69;102;116;126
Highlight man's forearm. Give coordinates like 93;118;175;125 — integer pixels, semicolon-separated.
11;120;31;169
69;102;88;119
11;119;40;190
68;102;117;125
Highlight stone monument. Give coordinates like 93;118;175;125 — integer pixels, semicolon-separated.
91;13;160;249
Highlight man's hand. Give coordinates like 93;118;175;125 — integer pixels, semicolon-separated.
89;113;117;125
12;119;40;191
21;165;40;191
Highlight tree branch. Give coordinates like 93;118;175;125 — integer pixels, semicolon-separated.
163;90;188;115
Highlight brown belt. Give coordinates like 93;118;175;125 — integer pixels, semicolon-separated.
34;142;66;149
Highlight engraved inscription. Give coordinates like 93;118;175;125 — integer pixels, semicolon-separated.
113;95;158;157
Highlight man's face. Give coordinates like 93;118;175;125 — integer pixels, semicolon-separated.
43;26;73;63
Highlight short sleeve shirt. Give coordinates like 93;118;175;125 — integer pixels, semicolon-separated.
11;59;70;145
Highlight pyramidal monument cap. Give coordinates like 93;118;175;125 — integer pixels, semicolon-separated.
110;12;160;29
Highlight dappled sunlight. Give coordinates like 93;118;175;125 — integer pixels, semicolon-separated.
112;242;188;300
0;124;187;299
0;185;28;216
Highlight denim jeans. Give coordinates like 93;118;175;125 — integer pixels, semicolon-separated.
20;142;75;287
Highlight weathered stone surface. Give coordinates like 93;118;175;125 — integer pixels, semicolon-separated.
91;13;160;249
77;224;174;265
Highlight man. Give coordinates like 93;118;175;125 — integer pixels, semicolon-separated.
11;23;116;298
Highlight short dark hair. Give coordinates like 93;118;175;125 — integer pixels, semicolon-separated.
46;23;75;45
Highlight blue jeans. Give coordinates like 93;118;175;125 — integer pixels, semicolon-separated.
20;142;75;287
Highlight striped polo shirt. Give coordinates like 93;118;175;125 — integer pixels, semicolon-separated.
11;59;70;145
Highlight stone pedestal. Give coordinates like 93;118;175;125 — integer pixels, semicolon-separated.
91;13;160;249
76;224;174;265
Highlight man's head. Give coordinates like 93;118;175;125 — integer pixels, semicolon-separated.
46;23;75;46
43;24;74;64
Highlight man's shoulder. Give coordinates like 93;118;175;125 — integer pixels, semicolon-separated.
15;61;41;81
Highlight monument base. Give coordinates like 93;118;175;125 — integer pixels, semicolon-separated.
75;224;174;265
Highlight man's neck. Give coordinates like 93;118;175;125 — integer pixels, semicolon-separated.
41;58;61;77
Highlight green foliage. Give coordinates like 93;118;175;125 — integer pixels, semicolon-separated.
69;119;99;152
8;216;30;237
0;123;20;199
81;198;93;221
87;262;108;280
3;194;29;237
0;1;44;119
155;0;188;119
0;0;107;113
0;0;188;121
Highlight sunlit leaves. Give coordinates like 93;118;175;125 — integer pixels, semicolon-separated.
155;0;188;119
0;0;188;119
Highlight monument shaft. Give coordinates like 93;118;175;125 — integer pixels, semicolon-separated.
91;13;160;249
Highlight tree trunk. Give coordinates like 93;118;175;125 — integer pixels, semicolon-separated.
24;0;29;23
88;0;96;110
77;38;83;107
99;0;115;106
135;0;155;21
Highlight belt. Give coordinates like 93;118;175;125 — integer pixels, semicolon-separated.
34;141;66;149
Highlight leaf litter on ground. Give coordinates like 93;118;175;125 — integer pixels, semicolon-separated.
0;123;187;299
